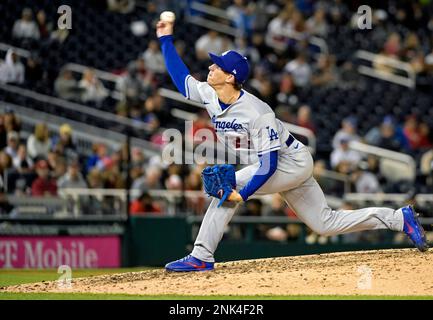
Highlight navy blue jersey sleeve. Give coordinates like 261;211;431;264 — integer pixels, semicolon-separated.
238;150;278;201
159;35;190;97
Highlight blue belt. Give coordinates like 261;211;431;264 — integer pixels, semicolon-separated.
285;134;295;147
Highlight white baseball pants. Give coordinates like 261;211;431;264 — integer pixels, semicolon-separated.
192;145;404;262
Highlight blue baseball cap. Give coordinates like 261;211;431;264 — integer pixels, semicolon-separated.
208;50;250;84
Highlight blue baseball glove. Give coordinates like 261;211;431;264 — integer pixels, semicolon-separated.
201;164;236;207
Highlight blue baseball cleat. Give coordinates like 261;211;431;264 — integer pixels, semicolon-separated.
400;205;429;252
165;255;214;272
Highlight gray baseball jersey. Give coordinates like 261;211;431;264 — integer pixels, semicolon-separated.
184;76;404;263
186;75;298;166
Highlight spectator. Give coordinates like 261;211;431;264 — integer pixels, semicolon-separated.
4;108;21;133
86;143;110;173
12;8;40;42
142;40;166;74
383;32;401;58
227;0;256;39
132;165;162;191
36;10;52;39
276;73;298;106
147;92;169;127
0;49;25;84
52;156;67;180
330;138;362;170
402;115;425;151
365;115;408;149
418;122;433;150
165;173;183;191
87;169;104;188
350;162;381;193
265;10;293;50
284;52;312;88
306;7;328;37
142;95;163;130
0;151;13;178
127;105;143;125
5;131;19;159
290;9;308;38
26;123;51;160
131;147;146;168
54;70;82;100
116;61;152;110
12;144;33;173
195;31;225;61
51;124;78;161
57;160;88;189
165;164;183;191
402;32;421;62
311;54;339;88
102;166;125;189
44;150;67;182
376;118;407;152
332;116;360;150
295;105;315;133
31;159;57;196
78;68;109;104
129;191;162;215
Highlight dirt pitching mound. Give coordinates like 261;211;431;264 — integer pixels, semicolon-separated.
3;249;433;296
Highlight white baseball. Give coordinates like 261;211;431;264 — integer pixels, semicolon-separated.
160;11;176;23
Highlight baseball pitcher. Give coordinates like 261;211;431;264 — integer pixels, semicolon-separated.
156;19;428;272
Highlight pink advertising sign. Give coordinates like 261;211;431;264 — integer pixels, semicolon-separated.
0;236;120;268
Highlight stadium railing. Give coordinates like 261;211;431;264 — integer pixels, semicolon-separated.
354;50;416;89
3;186;343;219
8;187;433;224
0;42;31;59
348;140;416;183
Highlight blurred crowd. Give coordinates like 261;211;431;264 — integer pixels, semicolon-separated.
0;108;211;216
2;1;433;143
1;1;433;245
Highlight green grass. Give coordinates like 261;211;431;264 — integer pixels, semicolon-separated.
1;292;433;300
0;268;150;288
1;270;433;300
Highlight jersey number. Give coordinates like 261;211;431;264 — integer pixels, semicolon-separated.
266;126;279;141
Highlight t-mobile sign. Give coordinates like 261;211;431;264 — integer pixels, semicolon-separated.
0;236;121;268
